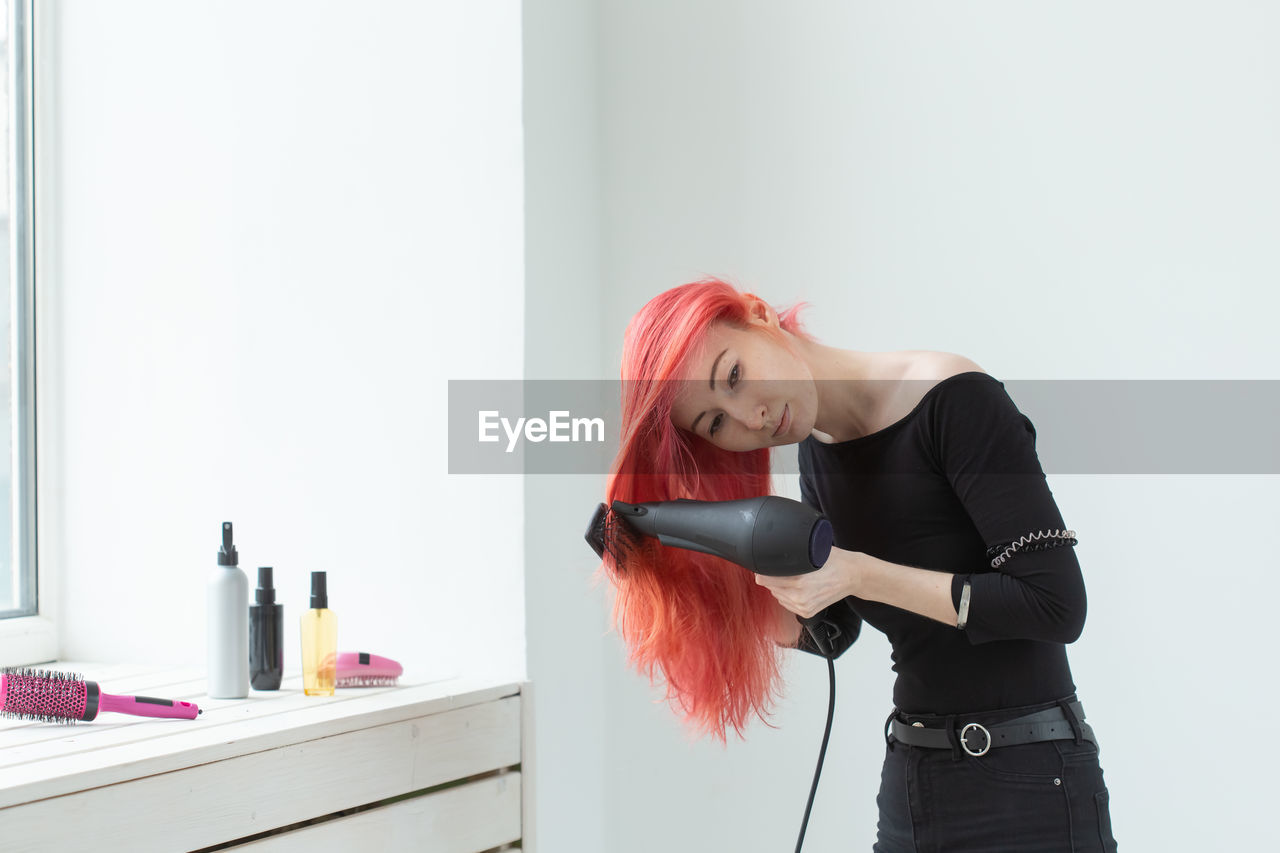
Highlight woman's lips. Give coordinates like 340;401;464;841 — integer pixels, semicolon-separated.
772;404;790;437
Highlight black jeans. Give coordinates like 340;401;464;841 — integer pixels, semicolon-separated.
873;703;1118;852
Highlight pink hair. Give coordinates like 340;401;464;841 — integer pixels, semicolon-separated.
600;277;813;742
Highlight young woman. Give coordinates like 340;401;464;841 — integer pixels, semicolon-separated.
599;278;1117;852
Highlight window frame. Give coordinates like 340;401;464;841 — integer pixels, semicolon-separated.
0;0;52;666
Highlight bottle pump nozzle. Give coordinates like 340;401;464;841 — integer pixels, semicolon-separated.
256;566;276;605
217;521;239;566
310;571;328;609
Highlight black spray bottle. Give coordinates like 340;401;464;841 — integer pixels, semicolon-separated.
249;566;284;690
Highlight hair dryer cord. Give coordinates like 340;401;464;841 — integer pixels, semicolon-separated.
795;654;836;853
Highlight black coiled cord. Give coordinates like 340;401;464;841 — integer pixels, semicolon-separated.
794;654;836;853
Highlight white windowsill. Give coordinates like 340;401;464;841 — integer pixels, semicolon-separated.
0;662;524;851
0;615;57;668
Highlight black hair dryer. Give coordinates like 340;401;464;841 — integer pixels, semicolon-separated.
589;496;844;656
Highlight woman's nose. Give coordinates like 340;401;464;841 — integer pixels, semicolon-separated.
730;399;769;430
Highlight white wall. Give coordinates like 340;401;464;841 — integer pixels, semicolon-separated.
555;1;1273;851
522;1;608;850
42;0;526;684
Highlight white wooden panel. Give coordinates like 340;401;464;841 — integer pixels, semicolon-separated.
0;696;521;853
521;679;538;853
226;771;522;853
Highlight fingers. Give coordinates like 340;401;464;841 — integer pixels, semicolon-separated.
754;566;850;618
756;585;820;619
755;573;797;589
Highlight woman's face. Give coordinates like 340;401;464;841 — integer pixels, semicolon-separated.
669;319;818;452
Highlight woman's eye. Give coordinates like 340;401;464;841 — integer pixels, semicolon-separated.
709;413;724;436
728;364;740;388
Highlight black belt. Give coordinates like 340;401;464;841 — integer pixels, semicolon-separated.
888;700;1095;757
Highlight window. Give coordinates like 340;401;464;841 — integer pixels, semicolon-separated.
0;0;35;624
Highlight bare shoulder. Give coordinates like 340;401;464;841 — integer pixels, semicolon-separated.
865;352;989;434
904;351;987;382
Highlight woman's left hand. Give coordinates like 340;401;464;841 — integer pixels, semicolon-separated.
754;546;864;618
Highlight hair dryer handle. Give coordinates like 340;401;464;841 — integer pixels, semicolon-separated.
798;615;842;657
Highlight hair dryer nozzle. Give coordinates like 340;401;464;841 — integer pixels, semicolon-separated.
585;501;646;566
585;503;608;559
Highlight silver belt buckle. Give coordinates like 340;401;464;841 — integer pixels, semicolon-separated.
960;722;991;757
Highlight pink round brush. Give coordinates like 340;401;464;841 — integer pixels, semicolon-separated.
0;667;201;723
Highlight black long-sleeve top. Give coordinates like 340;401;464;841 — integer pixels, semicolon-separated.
796;371;1085;714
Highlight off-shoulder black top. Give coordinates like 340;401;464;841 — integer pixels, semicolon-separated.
796;371;1085;714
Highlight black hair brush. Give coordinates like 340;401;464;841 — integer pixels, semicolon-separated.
585;496;842;655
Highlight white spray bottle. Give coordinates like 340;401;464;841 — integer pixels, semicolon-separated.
207;521;249;698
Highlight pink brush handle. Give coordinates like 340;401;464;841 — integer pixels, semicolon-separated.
99;691;200;720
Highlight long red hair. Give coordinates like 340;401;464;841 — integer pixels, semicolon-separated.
600;277;813;741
